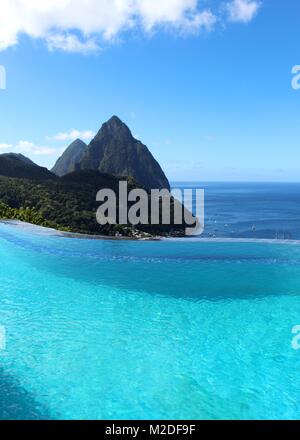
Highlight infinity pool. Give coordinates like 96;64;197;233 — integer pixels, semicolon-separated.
0;221;300;419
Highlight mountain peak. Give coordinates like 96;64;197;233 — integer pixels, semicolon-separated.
52;138;87;177
74;138;84;143
100;116;132;138
107;115;123;125
78;118;170;190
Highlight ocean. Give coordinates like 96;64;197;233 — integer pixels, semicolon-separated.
173;182;300;239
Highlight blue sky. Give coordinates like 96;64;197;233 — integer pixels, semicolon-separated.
0;0;299;181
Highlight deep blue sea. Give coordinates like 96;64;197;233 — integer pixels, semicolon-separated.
1;183;300;420
173;182;300;239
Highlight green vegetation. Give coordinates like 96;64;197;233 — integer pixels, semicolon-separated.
0;201;72;232
0;171;188;237
0;172;125;235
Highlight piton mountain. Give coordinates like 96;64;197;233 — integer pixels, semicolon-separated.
52;116;170;191
52;138;87;177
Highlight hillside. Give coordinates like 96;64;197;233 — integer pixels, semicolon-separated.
0;154;56;181
0;170;187;237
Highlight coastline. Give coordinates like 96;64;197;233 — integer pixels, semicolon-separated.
0;220;161;241
2;219;300;246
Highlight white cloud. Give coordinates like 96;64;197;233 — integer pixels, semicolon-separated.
0;143;12;150
226;0;261;23
16;140;55;156
52;129;95;141
47;34;100;54
0;0;219;53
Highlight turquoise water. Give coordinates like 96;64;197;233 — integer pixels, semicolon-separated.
1;222;300;420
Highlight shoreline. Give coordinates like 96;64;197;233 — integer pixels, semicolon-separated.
161;236;300;245
0;220;161;241
2;219;300;246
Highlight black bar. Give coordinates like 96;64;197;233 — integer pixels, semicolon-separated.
1;421;300;436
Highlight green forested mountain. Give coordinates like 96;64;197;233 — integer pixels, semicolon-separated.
2;153;36;166
0;170;136;235
0;169;187;237
0;154;56;180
